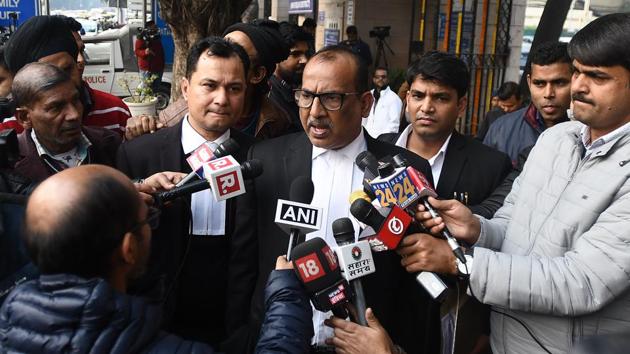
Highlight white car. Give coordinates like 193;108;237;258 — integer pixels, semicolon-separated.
82;25;172;110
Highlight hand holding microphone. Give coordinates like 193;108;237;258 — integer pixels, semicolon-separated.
415;197;481;246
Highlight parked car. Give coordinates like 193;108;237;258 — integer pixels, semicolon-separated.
82;25;172;110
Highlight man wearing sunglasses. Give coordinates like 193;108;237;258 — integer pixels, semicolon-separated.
0;165;313;353
233;46;440;354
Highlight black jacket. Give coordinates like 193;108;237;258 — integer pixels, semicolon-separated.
231;130;440;354
379;131;513;218
0;271;312;354
116;122;255;348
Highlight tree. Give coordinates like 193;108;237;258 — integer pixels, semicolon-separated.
158;0;252;101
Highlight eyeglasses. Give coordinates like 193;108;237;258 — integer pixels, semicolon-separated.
131;207;161;232
294;89;361;111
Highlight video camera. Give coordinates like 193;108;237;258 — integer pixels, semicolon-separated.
137;26;160;42
369;26;390;40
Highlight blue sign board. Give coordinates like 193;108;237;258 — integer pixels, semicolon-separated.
288;0;313;14
153;0;175;65
0;0;38;28
324;28;340;47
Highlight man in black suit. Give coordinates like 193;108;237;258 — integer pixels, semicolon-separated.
232;46;440;354
378;51;511;354
116;37;255;350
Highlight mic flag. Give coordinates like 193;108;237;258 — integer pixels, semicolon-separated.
368;162;420;209
186;138;240;177
275;177;322;236
203;156;248;201
291;237;351;314
333;218;376;281
350;198;413;251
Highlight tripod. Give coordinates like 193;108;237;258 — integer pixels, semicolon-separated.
374;36;395;68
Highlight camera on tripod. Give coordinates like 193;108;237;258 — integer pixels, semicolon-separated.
137;26;160;42
369;26;391;40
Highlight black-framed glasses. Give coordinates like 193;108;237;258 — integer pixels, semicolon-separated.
131;207;161;232
294;89;361;111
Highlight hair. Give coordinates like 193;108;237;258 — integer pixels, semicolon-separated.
23;174;140;279
145;20;155;27
56;15;82;32
374;66;388;74
496;81;521;101
301;18;316;29
405;51;469;98
185;36;250;80
0;46;7;70
526;41;571;74
568;13;630;72
312;45;369;93
12;62;73;108
346;25;358;35
279;22;313;48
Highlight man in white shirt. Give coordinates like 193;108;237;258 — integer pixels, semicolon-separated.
234;45;439;354
363;67;402;137
116;37;256;351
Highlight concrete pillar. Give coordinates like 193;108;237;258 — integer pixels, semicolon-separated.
505;0;527;82
271;0;290;22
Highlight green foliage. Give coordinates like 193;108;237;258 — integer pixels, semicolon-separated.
117;74;157;103
388;67;406;93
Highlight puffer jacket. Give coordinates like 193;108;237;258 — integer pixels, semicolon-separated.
0;270;312;354
471;121;630;353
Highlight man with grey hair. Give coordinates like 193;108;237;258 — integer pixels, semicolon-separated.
10;62;121;183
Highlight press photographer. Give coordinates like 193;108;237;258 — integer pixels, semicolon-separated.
134;20;165;92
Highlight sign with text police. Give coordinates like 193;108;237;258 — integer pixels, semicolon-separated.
274;199;322;235
288;0;313;14
0;0;38;28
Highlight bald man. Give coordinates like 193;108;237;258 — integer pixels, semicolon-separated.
0;165;313;353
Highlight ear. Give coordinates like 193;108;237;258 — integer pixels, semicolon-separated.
15;107;30;126
526;74;532;89
457;95;468;117
360;91;374;118
405;90;411;113
180;77;190;101
250;65;267;85
120;232;138;266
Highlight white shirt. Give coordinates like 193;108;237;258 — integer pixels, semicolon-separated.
181;115;228;235
362;86;402;137
308;130;367;346
394;125;452;187
580;120;630;158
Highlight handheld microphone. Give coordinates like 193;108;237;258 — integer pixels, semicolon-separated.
153;158;262;206
333;218;374;326
274;176;321;260
350;198;448;301
176;138;240;187
291;237;351;319
355;151;379;201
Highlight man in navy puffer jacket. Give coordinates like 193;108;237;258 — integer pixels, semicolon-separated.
0;165;313;353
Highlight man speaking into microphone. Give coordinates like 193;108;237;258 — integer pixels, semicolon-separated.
116;37;255;350
233;45;439;354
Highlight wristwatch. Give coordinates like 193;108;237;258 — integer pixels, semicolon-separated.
456;249;474;278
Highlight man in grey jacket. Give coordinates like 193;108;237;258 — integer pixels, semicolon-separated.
327;13;630;354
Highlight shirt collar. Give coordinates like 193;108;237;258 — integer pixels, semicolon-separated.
395;124;413;148
427;133;452;166
31;129;92;158
579;120;630;153
181;114;231;154
312;130;367;161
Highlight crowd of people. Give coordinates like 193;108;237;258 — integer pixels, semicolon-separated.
0;11;629;354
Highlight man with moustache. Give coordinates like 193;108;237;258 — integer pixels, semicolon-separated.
10;62;120;183
233;46;440;354
117;37;255;349
363;66;403;137
483;42;572;164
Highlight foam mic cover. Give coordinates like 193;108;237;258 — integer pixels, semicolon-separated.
355;151;379;176
214;138;240;158
290;175;315;204
350;199;385;231
349;190;372;204
240;159;263;179
332;217;355;246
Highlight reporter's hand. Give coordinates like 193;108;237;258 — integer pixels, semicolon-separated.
134;182;156;206
275;255;293;270
125;114;164;140
144;171;186;191
324;308;396;354
397;233;457;275
416;197;481;245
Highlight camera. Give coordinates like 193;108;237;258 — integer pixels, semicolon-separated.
369;26;390;40
137;26;160;42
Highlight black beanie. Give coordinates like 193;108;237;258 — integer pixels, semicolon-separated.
224;19;289;79
5;16;78;75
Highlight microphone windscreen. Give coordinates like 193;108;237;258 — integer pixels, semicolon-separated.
350;198;385;230
332;217;355;245
214;138;240;158
291;237;342;294
290;176;314;204
349;190;372;204
355;151;379;174
241;159;263;179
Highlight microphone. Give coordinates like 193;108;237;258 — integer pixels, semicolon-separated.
176;138;240;187
350;198;448;301
355;151;379;201
333;218;375;326
291;237;351;319
274;176;322;260
154;158;262;206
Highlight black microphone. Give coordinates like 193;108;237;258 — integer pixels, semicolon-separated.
274;176;316;260
333;218;373;325
291;237;351;319
153;159;262;206
355;151;379;200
